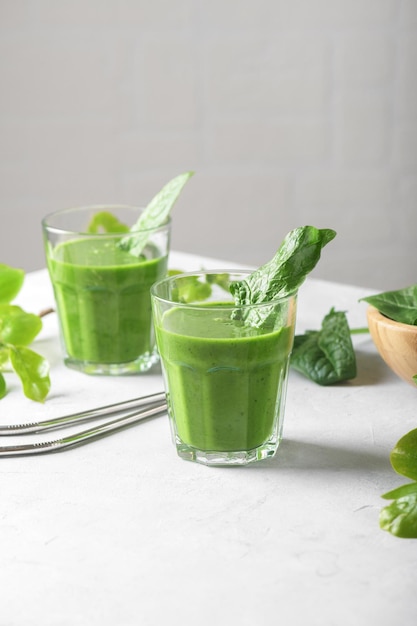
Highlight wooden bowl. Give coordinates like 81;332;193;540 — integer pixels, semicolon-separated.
367;305;417;387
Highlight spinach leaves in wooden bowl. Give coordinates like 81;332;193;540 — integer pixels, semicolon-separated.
361;286;417;388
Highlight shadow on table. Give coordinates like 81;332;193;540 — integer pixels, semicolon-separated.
348;347;393;387
254;438;391;474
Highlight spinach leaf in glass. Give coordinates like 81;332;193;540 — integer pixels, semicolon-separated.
230;226;336;328
119;171;194;257
172;275;212;303
87;211;130;234
290;308;357;385
361;285;417;326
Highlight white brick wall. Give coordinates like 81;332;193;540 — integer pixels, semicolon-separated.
0;0;415;289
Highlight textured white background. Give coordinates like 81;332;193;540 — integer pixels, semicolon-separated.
0;0;416;289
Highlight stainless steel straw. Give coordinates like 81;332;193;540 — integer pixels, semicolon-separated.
0;391;167;457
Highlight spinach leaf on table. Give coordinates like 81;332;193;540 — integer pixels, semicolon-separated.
361;288;417;538
0;370;5;399
9;345;51;404
290;308;357;385
390;427;417;481
0;264;50;402
0;304;42;346
380;427;417;539
0;264;24;304
361;285;417;325
380;492;417;539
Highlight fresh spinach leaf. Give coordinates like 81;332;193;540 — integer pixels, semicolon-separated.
380;493;417;538
168;269;184;277
361;285;417;325
9;345;50;403
230;226;336;327
0;304;42;346
0;264;51;402
87;211;130;234
0;264;24;304
290;308;357;385
0;372;6;399
380;428;417;538
382;483;417;500
173;276;212;303
119;171;194;256
206;272;231;293
390;428;417;481
0;346;8;367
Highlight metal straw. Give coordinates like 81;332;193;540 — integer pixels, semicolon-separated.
0;392;167;457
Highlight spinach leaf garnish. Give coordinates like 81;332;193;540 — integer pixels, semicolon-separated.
380;427;417;538
119;171;194;256
230;226;336;327
361;285;417;325
290;308;357;385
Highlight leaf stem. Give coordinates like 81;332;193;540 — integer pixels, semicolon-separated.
350;327;369;335
38;307;55;318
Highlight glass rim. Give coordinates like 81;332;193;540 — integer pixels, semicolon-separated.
151;269;298;310
42;204;171;236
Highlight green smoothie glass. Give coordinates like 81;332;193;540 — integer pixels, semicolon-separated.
43;205;170;375
151;270;297;466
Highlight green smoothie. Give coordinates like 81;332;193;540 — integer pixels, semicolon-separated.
48;237;167;366
155;304;294;452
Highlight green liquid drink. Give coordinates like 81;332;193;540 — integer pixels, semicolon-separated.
156;305;293;452
152;228;335;465
152;271;297;466
43;204;171;374
49;238;167;369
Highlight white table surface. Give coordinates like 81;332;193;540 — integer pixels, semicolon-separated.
1;250;416;625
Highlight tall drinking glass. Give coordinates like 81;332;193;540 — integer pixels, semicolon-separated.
151;270;297;466
43;204;170;375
